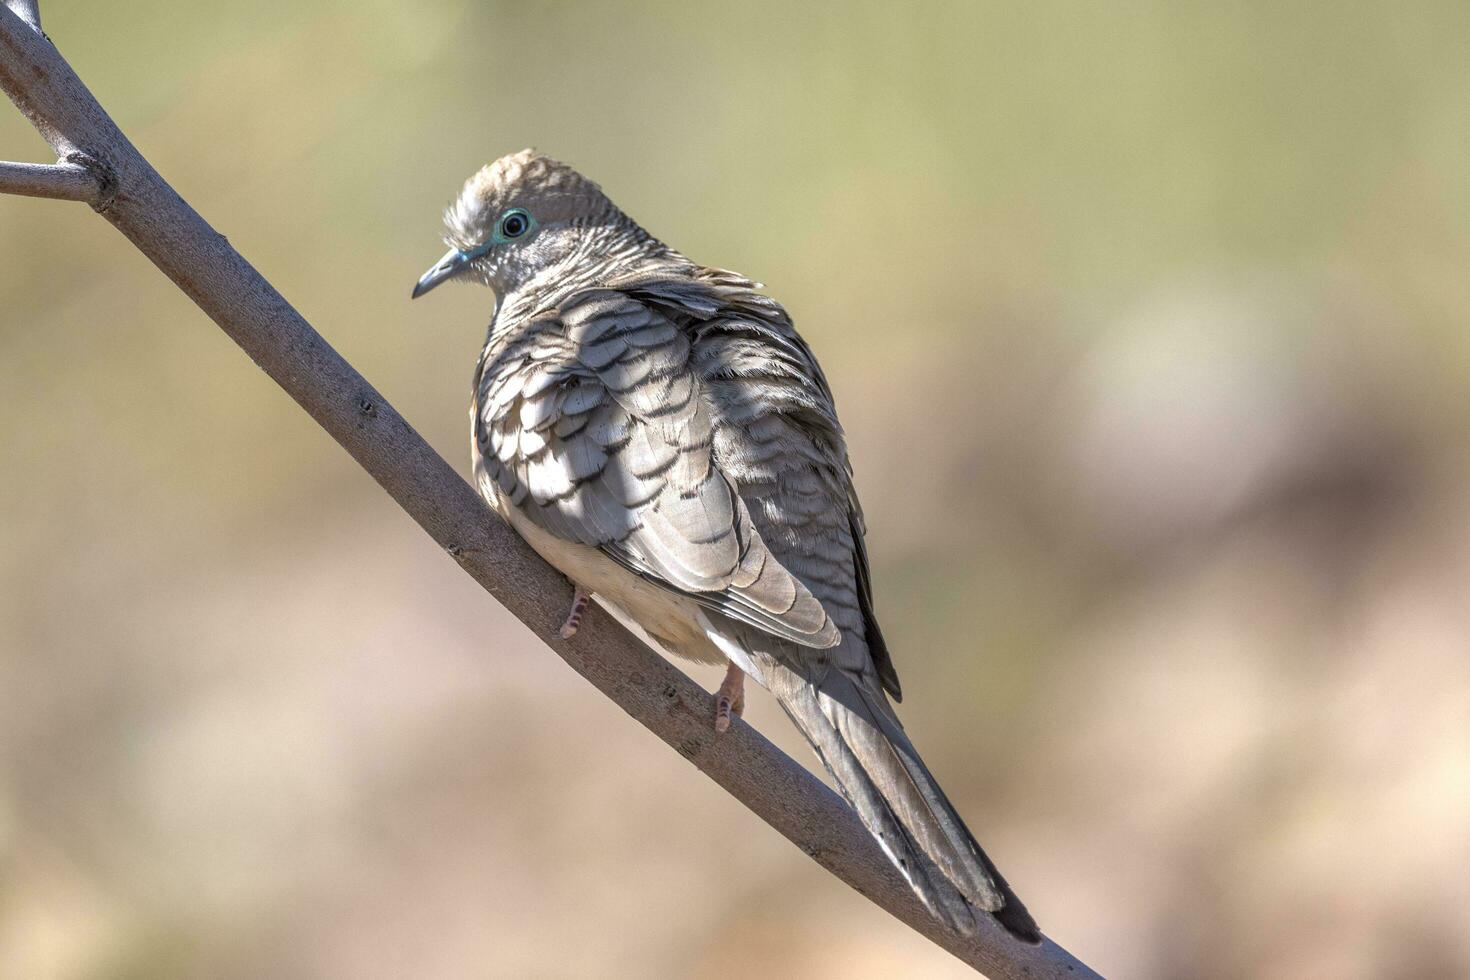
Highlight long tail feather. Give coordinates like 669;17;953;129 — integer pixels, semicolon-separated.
765;662;1040;943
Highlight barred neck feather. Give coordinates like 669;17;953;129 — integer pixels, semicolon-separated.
491;222;692;332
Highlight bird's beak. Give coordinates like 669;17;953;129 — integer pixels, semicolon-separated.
411;248;471;299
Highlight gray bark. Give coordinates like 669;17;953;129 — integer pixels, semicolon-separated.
1;0;38;31
0;158;98;201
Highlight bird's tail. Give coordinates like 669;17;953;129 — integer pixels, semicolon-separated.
764;661;1040;943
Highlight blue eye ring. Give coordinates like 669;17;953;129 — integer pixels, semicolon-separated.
495;207;534;242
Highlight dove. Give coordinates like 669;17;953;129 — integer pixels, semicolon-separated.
412;150;1038;942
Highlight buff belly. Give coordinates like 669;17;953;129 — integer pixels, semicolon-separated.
485;480;728;667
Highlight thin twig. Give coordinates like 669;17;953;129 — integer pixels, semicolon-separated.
0;7;1099;978
0;159;96;201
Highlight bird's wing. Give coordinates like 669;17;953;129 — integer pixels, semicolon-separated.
651;272;901;697
474;289;840;649
655;273;1038;940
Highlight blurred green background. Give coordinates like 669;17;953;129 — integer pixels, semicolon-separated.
3;2;1469;977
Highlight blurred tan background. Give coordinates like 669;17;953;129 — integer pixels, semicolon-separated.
3;2;1469;977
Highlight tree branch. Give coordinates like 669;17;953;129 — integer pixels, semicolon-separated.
0;158;98;202
0;7;1098;978
1;0;38;32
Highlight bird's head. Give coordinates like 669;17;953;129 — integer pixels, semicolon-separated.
412;149;644;300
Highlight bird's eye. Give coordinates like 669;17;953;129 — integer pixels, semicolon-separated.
498;208;532;240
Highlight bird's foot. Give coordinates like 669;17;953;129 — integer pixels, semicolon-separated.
557;586;591;639
714;662;746;733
